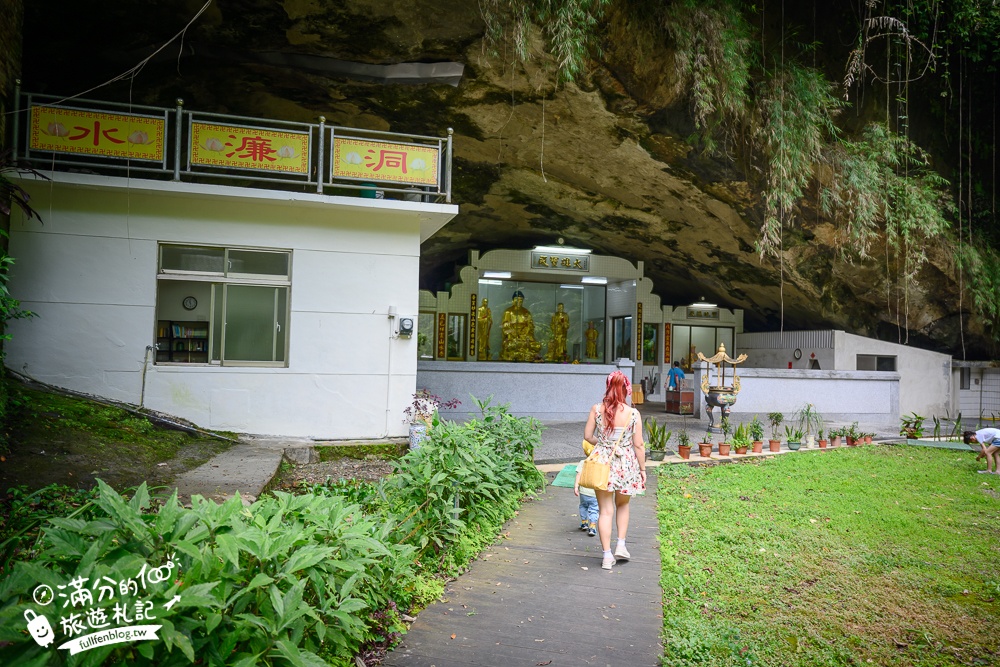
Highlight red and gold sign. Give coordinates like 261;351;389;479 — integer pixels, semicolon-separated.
29;106;165;161
469;294;477;359
190;122;309;174
636;303;643;361
332;137;439;186
437;313;447;359
664;323;672;364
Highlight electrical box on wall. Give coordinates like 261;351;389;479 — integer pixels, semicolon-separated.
398;317;414;338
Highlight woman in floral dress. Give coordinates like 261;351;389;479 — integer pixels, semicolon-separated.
583;371;647;570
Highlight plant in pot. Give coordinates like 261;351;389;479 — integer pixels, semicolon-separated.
828;426;842;447
846;421;861;446
699;429;714;457
677;429;692;460
749;415;765;453
794;402;824;448
643;417;671;461
767;412;784;452
718;416;733;456
899;412;924;439
731;422;752;455
817;427;828;449
785;425;804;450
403;389;461;449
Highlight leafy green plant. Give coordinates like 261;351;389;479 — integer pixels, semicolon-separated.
767;412;784;441
899;412;926;439
731;423;752;450
720;415;732;442
748;415;764;442
784;425;804;442
677;430;691;448
794;403;824;438
702;429;713;444
644;417;671;451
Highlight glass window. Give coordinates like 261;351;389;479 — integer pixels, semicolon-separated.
612;316;632;360
417;312;436;360
642;323;658;364
447;315;466;360
156;243;290;366
960;367;971;391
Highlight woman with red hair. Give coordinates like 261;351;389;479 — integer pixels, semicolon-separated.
583;370;646;570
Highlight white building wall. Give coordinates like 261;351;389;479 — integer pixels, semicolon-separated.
7;174;456;438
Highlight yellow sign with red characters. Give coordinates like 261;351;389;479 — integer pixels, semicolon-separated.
190;122;310;174
29;106;165;161
332;137;439;187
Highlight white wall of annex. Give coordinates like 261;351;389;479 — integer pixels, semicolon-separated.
6;178;432;438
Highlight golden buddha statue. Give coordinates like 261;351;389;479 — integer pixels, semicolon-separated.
547;302;570;361
500;291;541;361
476;298;493;360
585;321;599;358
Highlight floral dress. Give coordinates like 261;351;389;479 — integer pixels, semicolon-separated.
593;408;644;495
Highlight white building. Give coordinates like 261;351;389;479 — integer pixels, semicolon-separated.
6;91;457;438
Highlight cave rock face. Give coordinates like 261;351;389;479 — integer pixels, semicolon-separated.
20;0;984;357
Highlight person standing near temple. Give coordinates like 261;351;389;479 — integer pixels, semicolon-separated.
666;360;685;391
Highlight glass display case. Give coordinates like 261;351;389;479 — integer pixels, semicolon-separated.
473;280;607;362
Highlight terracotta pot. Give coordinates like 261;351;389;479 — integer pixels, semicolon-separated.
847;437;857;446
831;435;841;447
719;443;732;456
735;446;748;455
752;441;764;453
864;436;873;444
678;444;691;459
698;443;713;457
818;439;828;449
768;439;781;452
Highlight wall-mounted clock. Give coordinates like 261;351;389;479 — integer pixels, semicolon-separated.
793;348;802;360
182;296;198;310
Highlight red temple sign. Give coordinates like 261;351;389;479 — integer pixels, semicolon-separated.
333;137;439;187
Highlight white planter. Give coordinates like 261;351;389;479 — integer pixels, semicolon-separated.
408;422;428;450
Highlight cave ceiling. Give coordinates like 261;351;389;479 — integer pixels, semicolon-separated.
20;0;990;358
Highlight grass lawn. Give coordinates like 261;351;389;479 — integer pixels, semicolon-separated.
656;445;1000;666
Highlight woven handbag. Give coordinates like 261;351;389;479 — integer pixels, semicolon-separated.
578;428;627;491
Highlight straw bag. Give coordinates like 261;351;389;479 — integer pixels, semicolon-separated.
578;429;627;491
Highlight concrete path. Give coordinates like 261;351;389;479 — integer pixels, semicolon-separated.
385;474;663;667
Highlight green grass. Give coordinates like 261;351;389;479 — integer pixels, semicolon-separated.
656;446;1000;666
316;442;407;461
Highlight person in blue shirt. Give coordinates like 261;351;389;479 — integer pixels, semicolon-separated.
964;428;1000;474
666;361;685;391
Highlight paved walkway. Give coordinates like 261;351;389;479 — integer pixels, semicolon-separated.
385;474;663;667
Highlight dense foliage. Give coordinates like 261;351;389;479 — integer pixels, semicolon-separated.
478;0;1000;346
0;399;544;666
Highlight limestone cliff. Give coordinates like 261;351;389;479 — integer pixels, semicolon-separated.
18;0;991;357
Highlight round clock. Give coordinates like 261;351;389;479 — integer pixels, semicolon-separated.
182;296;198;311
793;348;802;360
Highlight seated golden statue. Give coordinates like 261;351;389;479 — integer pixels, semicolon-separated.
500;291;541;361
547;302;570;362
585;321;599;358
476;299;492;360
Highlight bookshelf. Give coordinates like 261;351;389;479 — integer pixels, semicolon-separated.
156;321;209;363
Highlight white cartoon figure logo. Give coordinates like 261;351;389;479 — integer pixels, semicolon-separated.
24;609;55;647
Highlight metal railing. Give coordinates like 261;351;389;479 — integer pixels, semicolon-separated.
10;82;453;203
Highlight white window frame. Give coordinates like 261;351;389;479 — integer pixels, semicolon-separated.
156;243;292;367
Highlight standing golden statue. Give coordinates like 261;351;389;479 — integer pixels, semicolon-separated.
584;321;599;358
500;291;541;361
547;302;570;361
476;298;493;360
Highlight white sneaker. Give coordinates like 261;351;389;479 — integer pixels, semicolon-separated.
601;554;616;570
614;544;631;561
978;470;991;474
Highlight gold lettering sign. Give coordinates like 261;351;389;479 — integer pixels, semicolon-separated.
437;313;447;359
686;307;720;320
664;323;672;364
636;303;643;361
190;122;309;174
29;106;165;161
332;137;439;186
529;251;590;272
469;294;477;358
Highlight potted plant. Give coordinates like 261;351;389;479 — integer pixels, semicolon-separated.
699;430;714;457
846;421;861;446
863;431;874;444
829;426;842;447
785;425;804;450
794;402;824;447
767;412;784;452
403;389;460;449
644;418;671;461
749;415;765;453
817;427;828;449
719;416;732;456
731;422;752;455
677;429;692;460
